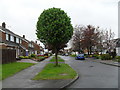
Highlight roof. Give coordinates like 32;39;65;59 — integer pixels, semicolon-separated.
116;38;120;47
0;26;29;43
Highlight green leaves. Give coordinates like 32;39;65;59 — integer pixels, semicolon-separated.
36;7;73;49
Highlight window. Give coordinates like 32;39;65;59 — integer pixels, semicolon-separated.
6;34;9;41
16;38;19;43
20;39;22;44
10;35;14;42
14;37;16;43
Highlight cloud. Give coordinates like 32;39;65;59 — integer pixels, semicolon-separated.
0;0;119;44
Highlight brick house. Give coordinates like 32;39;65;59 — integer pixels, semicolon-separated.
116;38;120;56
0;22;42;57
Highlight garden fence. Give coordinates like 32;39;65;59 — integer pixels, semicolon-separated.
1;49;16;64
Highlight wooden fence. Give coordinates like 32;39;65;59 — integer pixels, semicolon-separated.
1;49;16;64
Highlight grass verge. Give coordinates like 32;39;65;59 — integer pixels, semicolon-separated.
33;57;77;80
49;57;64;62
2;62;35;80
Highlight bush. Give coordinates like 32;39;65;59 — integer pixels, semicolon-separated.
93;54;101;59
116;56;120;62
19;56;30;59
24;56;30;59
19;56;24;59
101;54;112;60
35;56;45;62
44;56;49;58
30;54;36;58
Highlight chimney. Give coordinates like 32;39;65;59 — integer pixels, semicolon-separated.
35;41;37;44
2;22;6;28
23;35;25;38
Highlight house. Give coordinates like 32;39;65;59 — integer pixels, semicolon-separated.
116;38;120;56
0;22;42;57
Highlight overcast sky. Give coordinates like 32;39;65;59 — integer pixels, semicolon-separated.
0;0;119;46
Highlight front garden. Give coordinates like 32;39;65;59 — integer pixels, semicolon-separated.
19;54;50;62
1;62;35;80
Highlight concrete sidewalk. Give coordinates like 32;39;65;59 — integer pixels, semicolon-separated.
88;58;120;67
2;56;73;88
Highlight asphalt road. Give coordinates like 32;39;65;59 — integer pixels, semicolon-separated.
60;56;119;88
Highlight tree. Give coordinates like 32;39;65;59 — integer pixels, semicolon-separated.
82;25;100;55
102;29;115;53
71;25;85;54
36;7;73;66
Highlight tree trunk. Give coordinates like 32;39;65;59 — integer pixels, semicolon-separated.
90;46;92;55
55;48;58;66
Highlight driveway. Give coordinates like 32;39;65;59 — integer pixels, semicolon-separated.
60;56;118;88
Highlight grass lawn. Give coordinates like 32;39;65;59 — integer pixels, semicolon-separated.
49;57;64;62
0;64;2;80
33;57;77;80
2;62;35;80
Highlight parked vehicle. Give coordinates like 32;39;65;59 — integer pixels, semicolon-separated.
75;54;85;60
65;53;69;56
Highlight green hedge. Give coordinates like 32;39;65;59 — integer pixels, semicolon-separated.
92;54;101;59
19;56;30;59
30;54;36;58
116;56;120;62
101;54;112;60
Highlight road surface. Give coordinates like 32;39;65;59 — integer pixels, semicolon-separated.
60;56;119;88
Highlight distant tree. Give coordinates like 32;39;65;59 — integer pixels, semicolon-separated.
36;8;73;66
102;29;115;53
71;25;85;54
82;25;100;55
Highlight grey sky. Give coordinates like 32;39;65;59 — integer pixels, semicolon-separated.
0;0;119;46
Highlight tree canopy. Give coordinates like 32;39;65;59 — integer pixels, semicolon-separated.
36;7;73;66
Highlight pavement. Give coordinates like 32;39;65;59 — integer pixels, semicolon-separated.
2;56;77;89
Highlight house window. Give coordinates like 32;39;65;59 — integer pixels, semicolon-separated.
20;39;22;44
16;38;19;43
6;34;9;41
14;37;16;43
29;43;31;47
10;35;14;42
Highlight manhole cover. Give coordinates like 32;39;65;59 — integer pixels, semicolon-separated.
89;66;94;67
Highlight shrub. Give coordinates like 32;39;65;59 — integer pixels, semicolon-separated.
44;56;48;58
24;56;30;59
89;55;93;58
116;56;120;62
35;56;45;62
19;56;25;59
19;56;30;59
101;54;112;60
93;54;100;59
30;54;36;58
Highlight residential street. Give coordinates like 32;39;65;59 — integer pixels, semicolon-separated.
60;56;118;88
